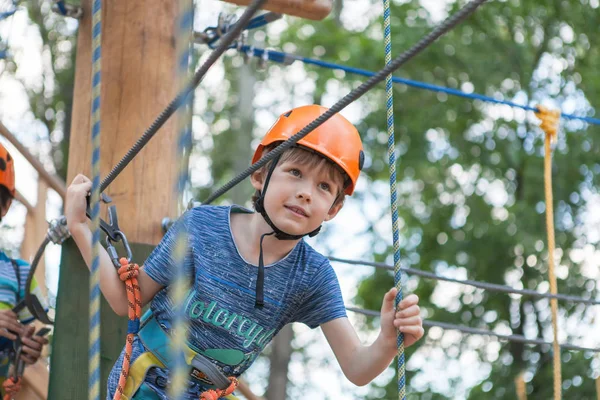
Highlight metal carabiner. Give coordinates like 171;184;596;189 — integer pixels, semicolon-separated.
106;230;133;269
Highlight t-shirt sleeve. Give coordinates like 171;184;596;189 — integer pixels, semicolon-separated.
293;260;347;329
143;211;195;287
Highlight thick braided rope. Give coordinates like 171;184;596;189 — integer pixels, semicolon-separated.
381;0;405;398
199;377;239;400
535;105;561;400
2;377;21;400
169;0;194;398
204;0;488;205
89;1;102;399
113;259;142;400
515;371;527;400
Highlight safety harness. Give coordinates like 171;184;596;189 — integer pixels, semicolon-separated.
1;260;51;400
105;206;239;400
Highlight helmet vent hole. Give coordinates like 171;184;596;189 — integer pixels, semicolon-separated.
283;110;292;117
0;158;5;171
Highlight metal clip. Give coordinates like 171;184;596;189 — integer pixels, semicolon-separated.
244;45;255;65
51;1;82;19
47;216;70;245
258;48;269;69
106;230;133;269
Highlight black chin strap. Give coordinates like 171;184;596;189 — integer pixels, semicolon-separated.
253;154;321;307
256;231;275;308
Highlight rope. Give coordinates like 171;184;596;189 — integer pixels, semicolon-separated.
51;0;82;19
328;256;600;306
535;105;561;400
234;45;600;127
204;0;488;205
2;377;21;400
515;371;527;400
596;375;600;400
88;0;102;399
99;0;268;194
345;306;600;352
170;0;194;398
199;377;239;400
113;260;142;400
380;0;405;397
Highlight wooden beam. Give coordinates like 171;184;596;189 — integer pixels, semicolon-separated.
64;0;181;246
222;0;332;20
14;189;34;214
0;122;66;200
20;180;48;298
50;0;181;398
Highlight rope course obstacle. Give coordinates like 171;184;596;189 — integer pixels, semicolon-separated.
10;0;600;398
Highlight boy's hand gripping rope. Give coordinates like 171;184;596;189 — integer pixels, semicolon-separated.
535;104;561;400
381;0;406;398
113;258;142;400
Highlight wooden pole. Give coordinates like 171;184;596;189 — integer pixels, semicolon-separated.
20;180;48;298
0;122;66;200
50;0;179;397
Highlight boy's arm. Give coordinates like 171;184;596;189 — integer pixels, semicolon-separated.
321;317;396;386
67;174;164;316
321;290;423;386
69;224;163;316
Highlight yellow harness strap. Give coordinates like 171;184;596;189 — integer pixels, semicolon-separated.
121;351;165;399
122;351;239;399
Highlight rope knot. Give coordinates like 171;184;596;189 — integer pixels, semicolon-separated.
199;377;239;400
117;260;140;282
3;376;22;400
535;105;560;142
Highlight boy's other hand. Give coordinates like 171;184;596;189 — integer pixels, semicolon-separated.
66;174;93;232
0;310;22;341
19;325;48;365
380;288;424;348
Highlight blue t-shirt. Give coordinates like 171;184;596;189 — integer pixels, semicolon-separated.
107;205;346;399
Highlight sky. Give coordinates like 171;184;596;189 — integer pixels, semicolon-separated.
1;0;600;399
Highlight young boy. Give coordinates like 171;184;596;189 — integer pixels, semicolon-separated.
0;143;50;394
65;105;424;399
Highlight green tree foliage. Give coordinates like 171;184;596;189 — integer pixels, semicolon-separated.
6;0;600;398
266;0;599;398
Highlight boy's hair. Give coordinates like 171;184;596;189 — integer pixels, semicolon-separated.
0;186;12;211
252;144;349;209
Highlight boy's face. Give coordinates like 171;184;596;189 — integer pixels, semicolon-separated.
252;159;344;236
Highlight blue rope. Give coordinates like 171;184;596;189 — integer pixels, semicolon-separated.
0;9;16;20
55;0;68;16
238;45;600;127
169;0;194;398
381;1;405;399
88;0;102;399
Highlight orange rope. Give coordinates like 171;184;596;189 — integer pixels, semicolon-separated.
199;377;239;400
2;377;21;400
535;105;562;400
113;258;142;400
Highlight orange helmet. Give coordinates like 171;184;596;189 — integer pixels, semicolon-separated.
252;105;364;195
0;143;15;197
